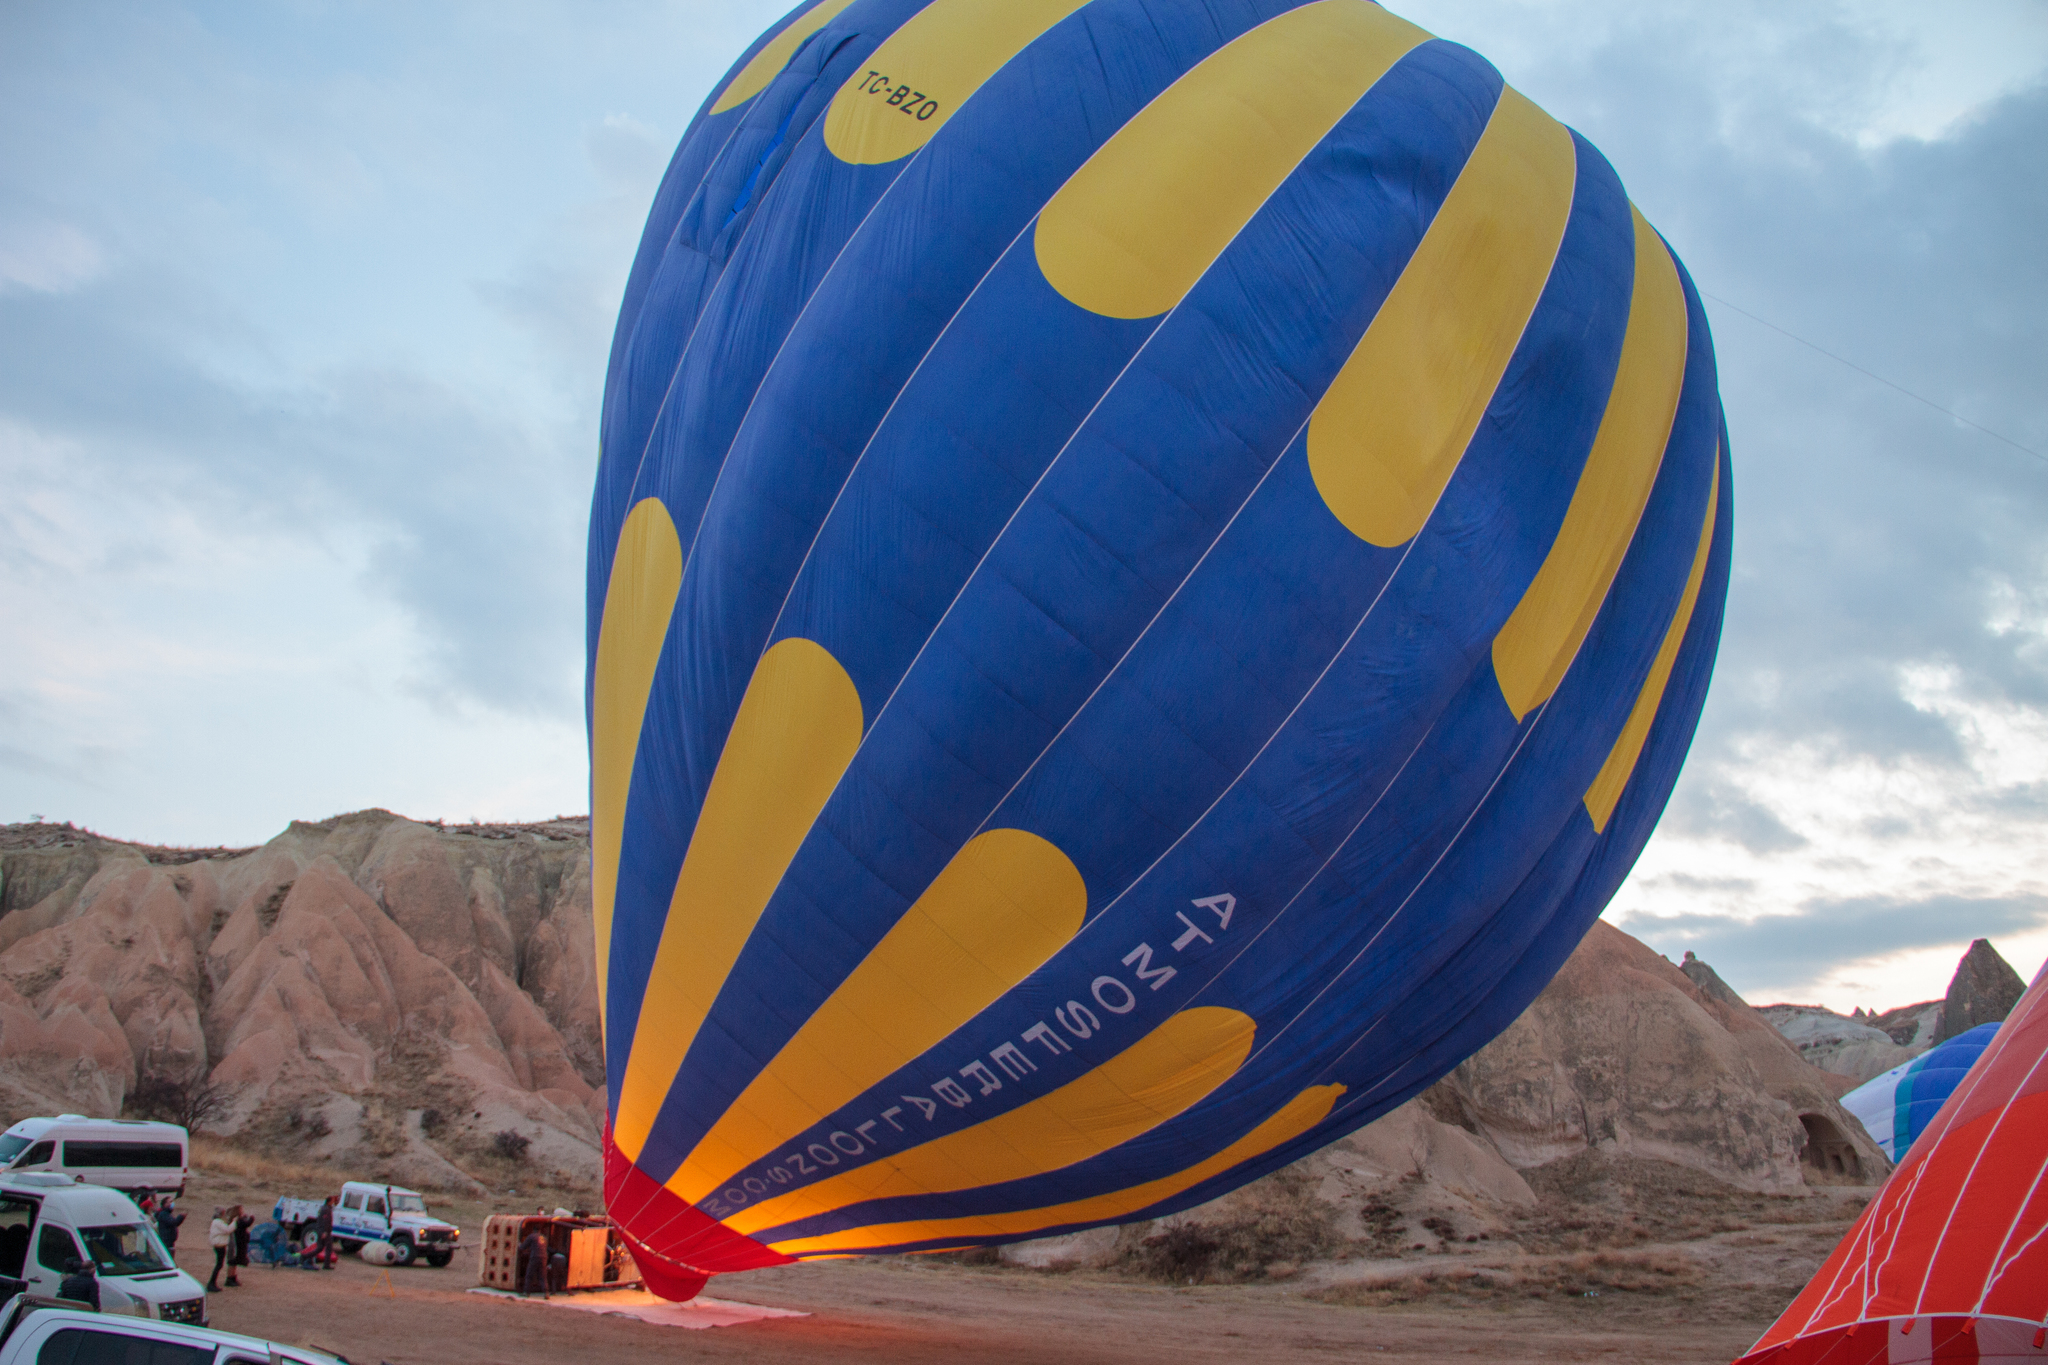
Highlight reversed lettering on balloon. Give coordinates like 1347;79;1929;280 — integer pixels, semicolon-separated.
700;889;1245;1221
1023;1020;1070;1055
960;1059;1003;1097
1122;942;1175;991
991;1041;1038;1080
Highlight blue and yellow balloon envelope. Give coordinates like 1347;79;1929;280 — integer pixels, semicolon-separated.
587;0;1730;1294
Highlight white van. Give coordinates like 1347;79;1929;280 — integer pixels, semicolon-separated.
0;1118;187;1195
0;1174;207;1325
0;1296;341;1364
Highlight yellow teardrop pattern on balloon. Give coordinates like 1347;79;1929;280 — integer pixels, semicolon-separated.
1306;87;1576;548
1033;0;1428;320
722;1005;1257;1236
589;497;683;1031
766;1083;1345;1255
825;0;1095;165
709;0;862;115
672;827;1087;1203
1583;454;1719;831
612;637;864;1164
1492;207;1688;722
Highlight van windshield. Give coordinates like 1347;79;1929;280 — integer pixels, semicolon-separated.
78;1223;172;1277
390;1194;425;1213
0;1137;27;1165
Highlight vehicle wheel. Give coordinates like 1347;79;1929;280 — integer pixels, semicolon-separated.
425;1251;452;1268
389;1235;415;1266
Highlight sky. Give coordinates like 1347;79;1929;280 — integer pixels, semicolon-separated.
2;0;2044;1013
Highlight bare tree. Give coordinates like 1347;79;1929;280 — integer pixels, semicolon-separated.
124;1066;238;1133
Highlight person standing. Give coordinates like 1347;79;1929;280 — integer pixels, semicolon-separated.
314;1195;336;1270
206;1208;231;1293
518;1226;549;1298
154;1198;184;1252
230;1211;252;1284
57;1259;98;1311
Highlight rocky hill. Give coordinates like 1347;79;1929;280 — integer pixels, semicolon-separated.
0;811;600;1190
0;813;1887;1233
1006;922;1888;1277
1937;938;2027;1042
1742;938;2027;1084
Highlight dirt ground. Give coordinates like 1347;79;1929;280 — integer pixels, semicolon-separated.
167;1160;1866;1365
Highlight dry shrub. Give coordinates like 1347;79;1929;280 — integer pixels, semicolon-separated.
1510;1153;1852;1255
1123;1204;1340;1284
1313;1250;1700;1307
188;1137;338;1190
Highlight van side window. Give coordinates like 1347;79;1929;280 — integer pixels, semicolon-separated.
365;1196;385;1217
0;1196;35;1277
16;1142;53;1168
37;1224;80;1274
342;1192;364;1211
61;1143;183;1170
35;1326;212;1364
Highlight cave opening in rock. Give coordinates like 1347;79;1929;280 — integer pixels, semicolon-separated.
1800;1113;1861;1180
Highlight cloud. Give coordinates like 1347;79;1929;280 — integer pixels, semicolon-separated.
0;263;588;713
1445;0;2048;1005
1660;778;1808;854
586;113;667;192
0;218;103;295
0;743;75;783
1620;893;2048;1000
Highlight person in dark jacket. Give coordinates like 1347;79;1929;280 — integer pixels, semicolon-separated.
231;1212;253;1279
57;1259;98;1311
154;1198;184;1250
518;1227;549;1298
314;1195;337;1269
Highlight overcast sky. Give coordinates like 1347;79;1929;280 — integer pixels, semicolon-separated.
2;0;2043;1013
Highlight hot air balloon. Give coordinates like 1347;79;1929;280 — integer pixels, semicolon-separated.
1842;1023;2002;1164
1737;970;2048;1363
588;0;1730;1301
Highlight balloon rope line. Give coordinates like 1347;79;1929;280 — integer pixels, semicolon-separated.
1701;291;2046;464
1252;694;1556;1078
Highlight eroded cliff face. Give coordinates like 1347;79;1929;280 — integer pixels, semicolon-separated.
1429;923;1887;1194
0;812;600;1190
1005;923;1890;1275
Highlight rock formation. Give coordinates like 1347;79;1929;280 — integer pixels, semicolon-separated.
1865;999;1943;1050
0;812;600;1190
1936;938;2026;1042
1428;923;1883;1192
1753;1006;1921;1083
1739;938;2027;1082
1004;922;1889;1273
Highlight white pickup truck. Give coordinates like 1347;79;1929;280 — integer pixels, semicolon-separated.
274;1182;460;1267
0;1294;344;1364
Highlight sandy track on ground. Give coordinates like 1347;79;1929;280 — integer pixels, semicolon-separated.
173;1245;1771;1365
166;1165;1822;1364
